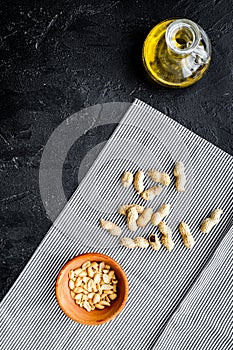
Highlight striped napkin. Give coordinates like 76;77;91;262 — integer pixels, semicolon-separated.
1;99;232;350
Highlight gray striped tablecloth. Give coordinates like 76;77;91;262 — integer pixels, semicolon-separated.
1;99;232;350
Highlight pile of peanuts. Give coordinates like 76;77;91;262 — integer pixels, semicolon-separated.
68;261;118;312
99;165;223;252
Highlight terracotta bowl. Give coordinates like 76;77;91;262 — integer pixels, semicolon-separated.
56;253;129;325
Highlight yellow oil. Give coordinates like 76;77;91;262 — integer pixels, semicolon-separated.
142;19;211;88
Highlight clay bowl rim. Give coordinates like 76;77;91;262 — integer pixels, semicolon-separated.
55;253;129;326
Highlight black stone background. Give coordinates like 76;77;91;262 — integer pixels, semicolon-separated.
0;0;232;300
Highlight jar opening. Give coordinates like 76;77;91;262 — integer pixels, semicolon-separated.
166;19;201;55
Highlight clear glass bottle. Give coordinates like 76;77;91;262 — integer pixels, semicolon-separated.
142;19;211;88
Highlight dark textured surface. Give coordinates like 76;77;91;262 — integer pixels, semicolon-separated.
0;0;232;300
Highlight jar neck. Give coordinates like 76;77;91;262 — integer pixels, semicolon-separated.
165;19;201;56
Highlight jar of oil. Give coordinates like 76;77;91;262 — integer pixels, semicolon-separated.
142;19;211;88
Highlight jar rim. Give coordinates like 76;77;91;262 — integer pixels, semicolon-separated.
165;19;201;55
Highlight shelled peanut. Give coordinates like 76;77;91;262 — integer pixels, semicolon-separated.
68;261;118;312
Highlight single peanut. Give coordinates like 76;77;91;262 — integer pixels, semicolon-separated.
179;221;195;249
74;268;82;277
68;270;75;280
99;219;122;236
141;186;163;201
87;266;94;278
93;293;101;304
82;261;91;270
103;274;109;283
109;293;117;300
118;204;144;216
147;169;171;186
133;170;145;194
158;221;175;251
200;208;223;233
148;234;161;251
134;236;149;248
121;171;134;188
83;301;92;312
174;162;186;192
69;280;75;290
120;237;138;249
151;204;170;226
136;208;153;228
93;273;101;284
126;206;138;232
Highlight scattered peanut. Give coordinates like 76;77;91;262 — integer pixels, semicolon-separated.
141;185;163;201
100;219;122;236
126;207;138;232
158;221;175;251
120;236;149;249
174;162;186;192
120;237;138;249
148;234;161;251
179;222;195;249
151;204;171;226
118;204;144;216
133;170;145;194
68;261;118;311
137;208;153;228
134;236;149;248
200;208;223;233
147;169;171;186
121;171;134;188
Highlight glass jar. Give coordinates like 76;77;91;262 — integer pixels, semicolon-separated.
142;19;211;88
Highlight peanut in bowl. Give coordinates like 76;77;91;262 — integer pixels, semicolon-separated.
55;253;129;325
